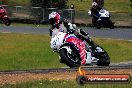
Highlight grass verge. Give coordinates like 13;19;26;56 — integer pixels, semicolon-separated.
68;0;131;12
5;0;132;12
0;79;132;88
10;23;50;27
0;33;131;70
4;0;30;6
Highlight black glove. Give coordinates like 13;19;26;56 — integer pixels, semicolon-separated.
79;29;88;36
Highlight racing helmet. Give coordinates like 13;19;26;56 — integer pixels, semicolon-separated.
49;12;60;25
0;6;6;13
92;2;98;7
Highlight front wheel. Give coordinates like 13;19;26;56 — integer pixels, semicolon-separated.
108;20;114;29
96;23;101;29
2;17;11;26
59;45;81;67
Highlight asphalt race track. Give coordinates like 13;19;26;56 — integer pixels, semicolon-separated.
0;25;132;40
81;27;132;41
0;62;132;74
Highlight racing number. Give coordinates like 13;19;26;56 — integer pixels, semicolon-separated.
52;37;59;46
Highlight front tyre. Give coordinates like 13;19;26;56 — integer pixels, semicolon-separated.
108;20;114;29
59;46;81;67
96;24;101;29
96;22;101;29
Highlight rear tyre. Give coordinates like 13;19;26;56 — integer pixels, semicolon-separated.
2;17;11;26
59;45;81;67
97;52;110;66
92;17;97;26
95;46;110;66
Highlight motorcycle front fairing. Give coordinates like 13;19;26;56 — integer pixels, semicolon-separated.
64;34;87;65
97;9;110;24
99;9;110;18
50;30;66;50
50;27;67;50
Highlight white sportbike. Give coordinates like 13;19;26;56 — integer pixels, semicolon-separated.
88;8;114;29
50;26;110;67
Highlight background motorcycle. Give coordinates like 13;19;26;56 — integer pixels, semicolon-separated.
88;8;114;29
0;6;11;26
50;28;110;67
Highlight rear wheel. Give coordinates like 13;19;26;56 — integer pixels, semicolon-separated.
2;17;11;26
92;17;97;26
59;45;81;67
94;46;110;66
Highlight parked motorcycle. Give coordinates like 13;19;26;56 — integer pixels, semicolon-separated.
0;6;11;26
88;8;114;29
50;27;110;67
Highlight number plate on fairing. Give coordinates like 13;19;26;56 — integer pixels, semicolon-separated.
50;32;66;50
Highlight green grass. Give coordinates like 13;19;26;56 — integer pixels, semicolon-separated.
0;33;131;70
0;80;132;88
4;0;132;12
93;38;132;63
75;11;132;22
0;33;65;71
10;23;50;27
68;0;131;12
4;0;30;6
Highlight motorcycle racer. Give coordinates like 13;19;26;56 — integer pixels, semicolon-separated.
0;6;11;26
89;2;102;26
88;2;114;29
49;11;97;49
49;12;97;64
